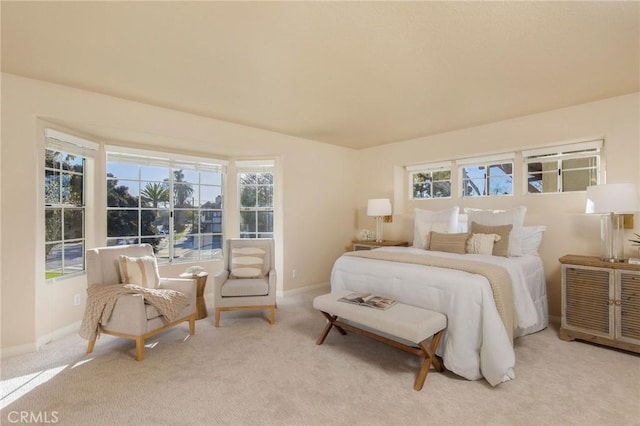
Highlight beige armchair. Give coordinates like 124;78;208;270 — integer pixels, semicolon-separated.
213;238;276;326
84;244;196;361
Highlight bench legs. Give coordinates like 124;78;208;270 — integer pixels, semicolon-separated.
316;311;347;344
414;331;444;391
316;310;445;391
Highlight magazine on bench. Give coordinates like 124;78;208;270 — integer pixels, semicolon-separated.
338;292;397;310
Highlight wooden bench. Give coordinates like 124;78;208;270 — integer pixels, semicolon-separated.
313;291;447;391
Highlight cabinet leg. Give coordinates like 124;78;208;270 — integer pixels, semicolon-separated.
559;328;575;341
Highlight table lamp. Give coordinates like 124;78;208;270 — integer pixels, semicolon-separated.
585;183;639;262
367;198;392;243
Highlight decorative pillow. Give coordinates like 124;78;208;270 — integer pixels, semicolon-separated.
521;225;546;256
465;206;526;256
428;231;470;254
118;255;160;288
470;222;512;257
466;233;502;255
230;246;267;278
413;207;460;249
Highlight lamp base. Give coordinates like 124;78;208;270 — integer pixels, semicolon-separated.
600;257;626;263
600;213;625;263
375;216;383;243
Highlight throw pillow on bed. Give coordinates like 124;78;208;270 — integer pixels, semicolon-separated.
465;206;526;257
118;255;160;288
466;233;502;255
413;206;460;249
470;222;512;257
428;231;469;254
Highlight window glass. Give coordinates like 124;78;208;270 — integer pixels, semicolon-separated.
45;148;86;278
525;144;600;193
239;171;274;238
410;169;451;199
106;158;224;262
461;162;513;197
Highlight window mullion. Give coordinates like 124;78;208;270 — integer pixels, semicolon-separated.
169;170;175;262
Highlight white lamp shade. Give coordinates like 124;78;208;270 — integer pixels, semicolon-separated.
585;183;640;214
367;198;392;216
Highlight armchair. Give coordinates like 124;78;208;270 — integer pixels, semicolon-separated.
84;244;196;361
213;238;276;326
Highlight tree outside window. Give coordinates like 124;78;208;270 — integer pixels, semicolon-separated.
239;172;274;238
106;158;224;262
411;170;451;199
45;149;85;278
461;162;513;197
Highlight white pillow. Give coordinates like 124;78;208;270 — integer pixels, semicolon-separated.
230;246;267;278
466;233;502;255
413;207;460;249
465;206;527;257
521;225;546;255
118;255;160;288
457;213;469;233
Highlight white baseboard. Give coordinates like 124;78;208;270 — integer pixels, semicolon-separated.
1;321;81;359
0;342;38;359
37;320;81;348
278;282;330;298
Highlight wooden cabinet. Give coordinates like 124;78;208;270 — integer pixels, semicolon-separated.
559;255;640;353
352;240;409;251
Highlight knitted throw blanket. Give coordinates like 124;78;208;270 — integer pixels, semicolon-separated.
344;250;515;342
79;284;188;341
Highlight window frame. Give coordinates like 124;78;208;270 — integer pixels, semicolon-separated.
523;140;602;194
407;161;453;200
236;160;275;239
106;146;227;263
458;153;515;198
44;129;97;280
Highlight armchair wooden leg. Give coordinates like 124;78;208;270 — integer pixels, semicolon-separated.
269;306;275;324
214;308;221;327
189;314;196;335
136;337;145;361
87;337;97;354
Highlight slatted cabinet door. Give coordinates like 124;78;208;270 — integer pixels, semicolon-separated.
563;266;612;337
618;271;640;344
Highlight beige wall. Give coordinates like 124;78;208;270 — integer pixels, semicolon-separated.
0;74;357;354
356;93;640;320
2;72;638;356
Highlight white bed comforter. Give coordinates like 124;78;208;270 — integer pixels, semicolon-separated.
330;247;539;386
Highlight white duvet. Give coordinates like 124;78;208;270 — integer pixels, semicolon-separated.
330;246;539;386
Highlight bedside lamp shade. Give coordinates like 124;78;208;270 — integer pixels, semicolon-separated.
367;198;392;243
585;183;639;262
585;183;639;214
367;198;392;217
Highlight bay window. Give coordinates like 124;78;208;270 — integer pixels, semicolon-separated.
106;147;226;263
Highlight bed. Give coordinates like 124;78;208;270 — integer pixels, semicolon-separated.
330;206;548;386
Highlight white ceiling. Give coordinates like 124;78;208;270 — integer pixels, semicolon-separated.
2;1;639;150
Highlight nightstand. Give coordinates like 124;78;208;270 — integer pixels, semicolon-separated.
559;255;640;353
352;240;409;251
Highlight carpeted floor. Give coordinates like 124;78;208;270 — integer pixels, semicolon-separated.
1;286;639;426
